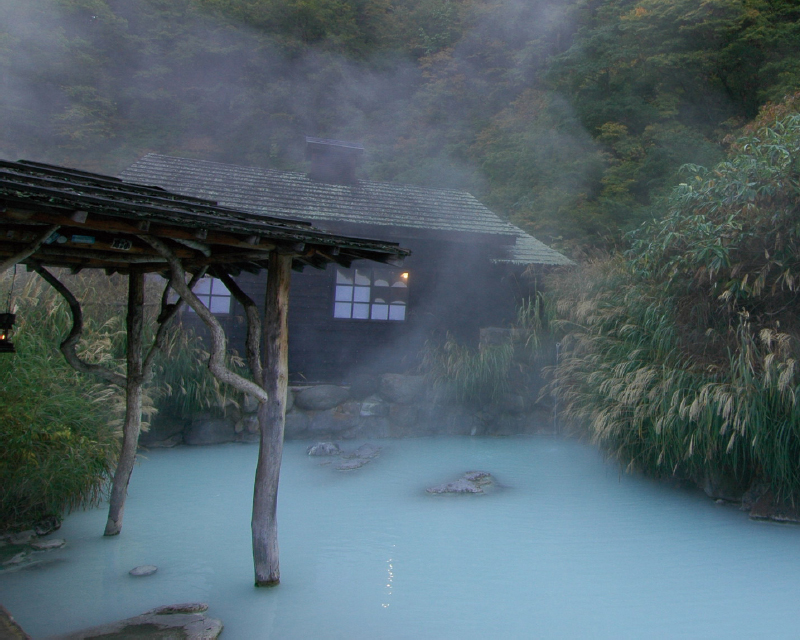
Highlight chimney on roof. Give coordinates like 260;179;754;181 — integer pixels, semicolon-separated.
306;137;364;185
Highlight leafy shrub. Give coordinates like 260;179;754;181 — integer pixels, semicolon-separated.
0;272;120;529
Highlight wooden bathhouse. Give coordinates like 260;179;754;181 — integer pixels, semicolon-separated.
122;139;572;382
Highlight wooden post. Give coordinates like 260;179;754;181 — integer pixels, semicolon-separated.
104;267;145;536
252;251;292;586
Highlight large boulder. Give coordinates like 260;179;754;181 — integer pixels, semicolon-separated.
295;385;350;411
308;406;359;436
360;395;389;417
378;374;425;404
284;411;310;439
347;374;378;400
184;414;236;446
138;416;185;448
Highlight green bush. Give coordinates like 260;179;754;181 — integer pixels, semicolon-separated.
0;272;120;529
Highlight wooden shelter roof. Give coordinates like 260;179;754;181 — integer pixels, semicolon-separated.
0;159;409;275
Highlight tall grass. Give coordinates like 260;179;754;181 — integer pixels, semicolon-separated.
420;293;550;406
549;105;800;499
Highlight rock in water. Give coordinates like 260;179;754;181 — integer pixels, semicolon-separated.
427;471;497;494
342;443;382;459
129;565;158;576
46;602;222;639
30;538;66;551
336;458;370;471
307;442;341;456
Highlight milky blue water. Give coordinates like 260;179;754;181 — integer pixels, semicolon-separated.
3;436;800;639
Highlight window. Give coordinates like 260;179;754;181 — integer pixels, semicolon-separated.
333;266;408;321
189;277;232;314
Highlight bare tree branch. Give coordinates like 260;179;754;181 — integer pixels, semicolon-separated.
0;225;60;274
140;235;269;404
32;264;127;388
142;268;207;379
214;268;263;388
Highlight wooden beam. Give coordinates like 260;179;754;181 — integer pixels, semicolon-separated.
0;225;59;273
253;251;292;587
1;208;279;253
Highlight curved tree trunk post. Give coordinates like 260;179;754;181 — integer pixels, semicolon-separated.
104;267;145;536
253;252;292;586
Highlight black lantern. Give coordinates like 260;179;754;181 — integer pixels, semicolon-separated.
0;313;16;353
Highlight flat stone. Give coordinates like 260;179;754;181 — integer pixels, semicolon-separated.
145;603;209;615
349;443;382;459
427;471;497;495
129;564;158;576
336;458;370;471
47;606;222;639
30;538;66;551
307;442;341;456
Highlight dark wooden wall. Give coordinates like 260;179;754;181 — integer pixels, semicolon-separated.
186;231;521;383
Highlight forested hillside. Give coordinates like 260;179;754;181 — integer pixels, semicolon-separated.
2;0;799;250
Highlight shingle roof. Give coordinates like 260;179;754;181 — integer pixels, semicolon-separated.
0;159;407;274
121;153;572;267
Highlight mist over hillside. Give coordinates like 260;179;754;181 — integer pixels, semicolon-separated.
2;0;798;250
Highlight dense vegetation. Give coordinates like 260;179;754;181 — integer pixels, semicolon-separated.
550;100;800;499
0;273;121;528
2;0;799;249
0;271;236;529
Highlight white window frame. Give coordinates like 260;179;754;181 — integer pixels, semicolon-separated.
333;266;408;321
187;276;232;315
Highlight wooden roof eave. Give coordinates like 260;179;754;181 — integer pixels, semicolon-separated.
0;159;410;276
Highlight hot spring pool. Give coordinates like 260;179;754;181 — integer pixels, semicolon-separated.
3;436;800;639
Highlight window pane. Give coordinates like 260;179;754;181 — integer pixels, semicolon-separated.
371;303;389;320
354;286;371;302
373;269;390;287
335;285;354;302
336;268;353;285
209;296;230;314
390;288;408;304
334;302;352;318
352;303;370;319
355;269;371;286
194;278;212;295
210;279;230;295
389;304;406;321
